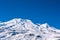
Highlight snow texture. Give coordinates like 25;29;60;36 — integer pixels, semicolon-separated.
0;18;60;40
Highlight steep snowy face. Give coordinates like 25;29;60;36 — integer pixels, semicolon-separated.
0;18;60;40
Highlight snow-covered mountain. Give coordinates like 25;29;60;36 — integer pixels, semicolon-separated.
0;18;60;40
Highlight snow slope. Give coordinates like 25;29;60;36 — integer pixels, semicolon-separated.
0;18;60;40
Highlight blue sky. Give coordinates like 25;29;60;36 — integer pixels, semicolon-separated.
0;0;60;29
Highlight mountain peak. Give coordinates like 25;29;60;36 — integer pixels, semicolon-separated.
0;18;60;40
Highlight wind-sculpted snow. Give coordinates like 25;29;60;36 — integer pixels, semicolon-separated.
0;18;60;40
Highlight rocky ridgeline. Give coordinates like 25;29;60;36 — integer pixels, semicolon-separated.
0;18;60;40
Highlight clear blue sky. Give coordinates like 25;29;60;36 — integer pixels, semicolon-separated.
0;0;60;29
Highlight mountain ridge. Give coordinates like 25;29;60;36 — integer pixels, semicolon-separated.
0;18;60;40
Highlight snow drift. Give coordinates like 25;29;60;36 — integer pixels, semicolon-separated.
0;18;60;40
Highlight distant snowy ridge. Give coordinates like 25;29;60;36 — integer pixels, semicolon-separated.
0;18;60;40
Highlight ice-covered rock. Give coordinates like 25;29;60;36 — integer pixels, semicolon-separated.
0;18;60;40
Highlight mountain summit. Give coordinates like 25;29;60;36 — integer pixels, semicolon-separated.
0;18;60;40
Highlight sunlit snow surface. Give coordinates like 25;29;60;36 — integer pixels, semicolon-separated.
0;18;60;40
